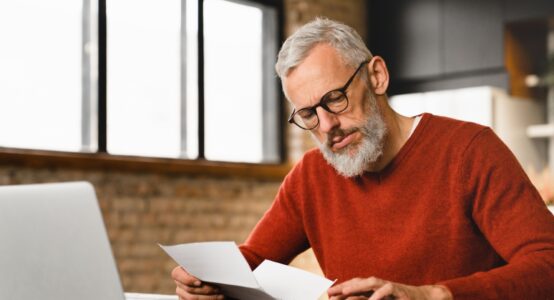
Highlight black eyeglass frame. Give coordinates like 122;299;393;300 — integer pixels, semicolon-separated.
288;60;369;130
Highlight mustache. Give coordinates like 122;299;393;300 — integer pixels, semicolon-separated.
325;127;359;148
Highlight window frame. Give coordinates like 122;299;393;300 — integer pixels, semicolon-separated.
0;0;288;179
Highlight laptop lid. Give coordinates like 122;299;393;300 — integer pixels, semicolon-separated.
0;181;125;300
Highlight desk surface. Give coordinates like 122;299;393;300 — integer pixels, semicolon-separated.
125;293;178;300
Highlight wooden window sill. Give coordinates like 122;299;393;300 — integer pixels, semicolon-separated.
0;148;292;180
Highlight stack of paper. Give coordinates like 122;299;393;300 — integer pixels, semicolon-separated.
160;242;334;300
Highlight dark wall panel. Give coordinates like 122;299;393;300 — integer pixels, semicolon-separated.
395;0;442;79
505;0;554;22
370;0;441;80
443;0;504;73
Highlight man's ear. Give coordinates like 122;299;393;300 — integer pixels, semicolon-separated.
366;56;389;95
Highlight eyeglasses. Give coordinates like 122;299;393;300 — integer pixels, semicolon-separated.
288;60;369;130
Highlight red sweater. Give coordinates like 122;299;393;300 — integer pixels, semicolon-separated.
240;113;554;299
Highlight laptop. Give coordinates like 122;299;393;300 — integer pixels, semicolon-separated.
0;181;126;300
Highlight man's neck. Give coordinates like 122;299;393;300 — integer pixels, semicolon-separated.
366;105;415;172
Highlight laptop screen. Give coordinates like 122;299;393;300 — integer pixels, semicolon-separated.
0;182;125;300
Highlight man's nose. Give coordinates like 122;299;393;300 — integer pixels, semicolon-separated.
316;106;340;133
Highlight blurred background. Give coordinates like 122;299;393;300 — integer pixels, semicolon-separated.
0;0;553;295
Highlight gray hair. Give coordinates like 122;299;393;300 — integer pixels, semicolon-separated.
275;17;372;78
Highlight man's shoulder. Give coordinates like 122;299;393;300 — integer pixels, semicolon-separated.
426;113;487;131
423;113;490;141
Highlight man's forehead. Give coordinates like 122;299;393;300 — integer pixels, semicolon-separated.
295;44;347;74
283;45;352;105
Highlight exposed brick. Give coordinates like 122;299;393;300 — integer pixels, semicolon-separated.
140;213;158;226
126;273;158;292
117;229;137;242
150;198;176;212
134;228;160;243
113;197;145;212
119;212;140;227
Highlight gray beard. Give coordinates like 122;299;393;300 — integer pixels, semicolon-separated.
314;95;387;178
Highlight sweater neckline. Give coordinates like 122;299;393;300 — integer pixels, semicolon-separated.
363;113;432;179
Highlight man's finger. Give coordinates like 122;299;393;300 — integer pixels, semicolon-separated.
328;277;366;295
341;277;386;296
175;281;221;295
172;266;202;286
368;282;394;300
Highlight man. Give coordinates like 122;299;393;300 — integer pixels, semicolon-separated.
172;18;554;299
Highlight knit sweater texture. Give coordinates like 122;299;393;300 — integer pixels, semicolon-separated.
240;113;554;299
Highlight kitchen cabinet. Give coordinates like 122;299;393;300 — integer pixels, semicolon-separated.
370;0;441;80
505;0;554;22
443;0;504;73
368;0;554;94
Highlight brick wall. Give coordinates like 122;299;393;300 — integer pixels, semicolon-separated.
0;0;367;295
0;165;279;293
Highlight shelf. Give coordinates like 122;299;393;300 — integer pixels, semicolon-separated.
527;124;554;138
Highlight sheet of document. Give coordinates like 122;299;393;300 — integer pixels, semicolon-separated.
159;242;334;300
253;260;335;300
160;242;275;300
159;242;259;288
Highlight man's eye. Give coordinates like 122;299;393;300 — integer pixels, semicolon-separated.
325;92;345;103
297;109;315;119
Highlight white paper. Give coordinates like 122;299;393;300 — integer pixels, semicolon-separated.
160;242;334;300
160;242;274;300
253;260;335;300
159;242;259;288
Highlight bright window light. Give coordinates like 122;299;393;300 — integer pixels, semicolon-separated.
0;0;83;152
106;0;183;158
203;0;265;162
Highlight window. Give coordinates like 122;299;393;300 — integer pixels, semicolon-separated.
0;0;91;152
106;0;185;158
0;0;283;164
203;0;280;162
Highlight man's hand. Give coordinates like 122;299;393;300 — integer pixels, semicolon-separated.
327;277;453;300
171;266;224;300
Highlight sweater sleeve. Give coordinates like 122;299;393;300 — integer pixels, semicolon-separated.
238;160;310;270
438;128;554;299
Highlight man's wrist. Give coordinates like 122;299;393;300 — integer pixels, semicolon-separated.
422;284;453;300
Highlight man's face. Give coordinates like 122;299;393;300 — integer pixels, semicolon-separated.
316;90;387;177
283;44;387;177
